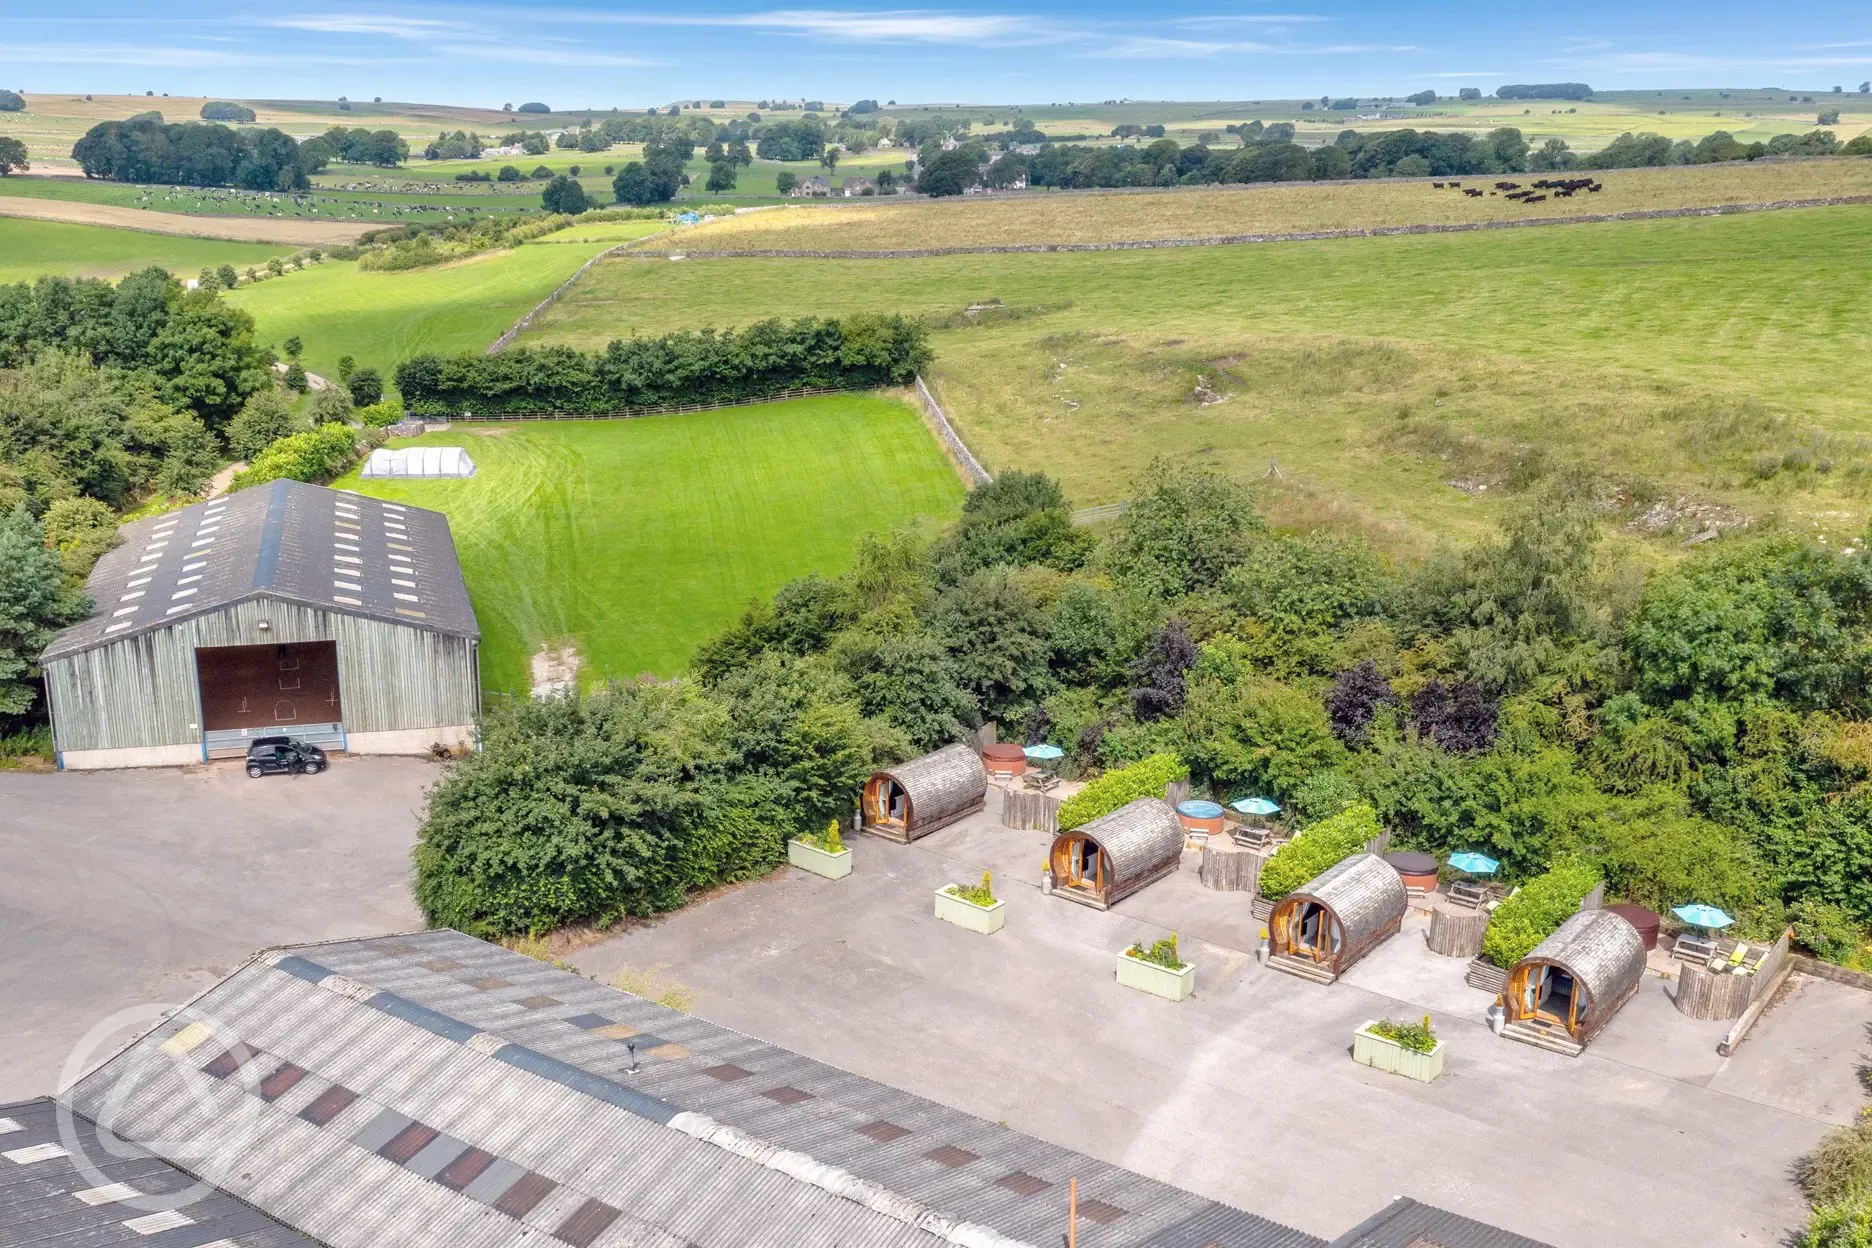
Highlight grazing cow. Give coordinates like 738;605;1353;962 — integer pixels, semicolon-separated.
1432;182;1445;189
1527;194;1547;203
1465;188;1484;197
1451;181;1462;187
1587;183;1603;192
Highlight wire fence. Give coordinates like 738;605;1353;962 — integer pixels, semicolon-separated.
444;386;863;422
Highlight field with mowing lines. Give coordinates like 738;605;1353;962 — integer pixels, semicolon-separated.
640;157;1872;253
227;239;617;381
334;395;965;689
0;217;291;284
530;202;1872;554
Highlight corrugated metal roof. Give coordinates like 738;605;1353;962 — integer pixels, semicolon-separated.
67;931;1326;1248
0;1096;319;1247
41;479;477;662
1326;1197;1556;1248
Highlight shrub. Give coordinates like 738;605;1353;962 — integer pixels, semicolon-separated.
356;397;405;428
1805;1200;1872;1248
795;818;845;853
1793;899;1864;963
282;362;308;392
1258;802;1381;900
1805;1113;1872;1207
393;316;932;418
1367;1015;1438;1052
227;388;302;460
497;165;521;182
346;366;383;406
1126;933;1186;969
230;422;365;490
1057;752;1188;831
1481;857;1603;968
199;101;256;123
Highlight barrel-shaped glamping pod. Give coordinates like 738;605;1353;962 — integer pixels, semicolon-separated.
1048;798;1184;910
1269;853;1407;981
861;743;989;844
1505;909;1645;1047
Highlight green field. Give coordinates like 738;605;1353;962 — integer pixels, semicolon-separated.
528;202;1872;554
227;239;617;380
0;217;290;284
0;174;527;223
333;395;966;689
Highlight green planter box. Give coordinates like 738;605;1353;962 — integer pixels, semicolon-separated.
1352;1022;1445;1082
1116;950;1195;1001
788;838;852;880
934;887;1005;933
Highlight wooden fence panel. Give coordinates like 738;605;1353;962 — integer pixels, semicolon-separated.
1001;789;1060;835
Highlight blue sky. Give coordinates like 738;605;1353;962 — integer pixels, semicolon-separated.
9;1;1872;109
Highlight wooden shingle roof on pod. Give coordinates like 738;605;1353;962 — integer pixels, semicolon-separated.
1275;852;1408;974
1060;796;1185;907
862;742;988;842
1517;909;1646;1026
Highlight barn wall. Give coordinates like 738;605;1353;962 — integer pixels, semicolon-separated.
46;595;478;755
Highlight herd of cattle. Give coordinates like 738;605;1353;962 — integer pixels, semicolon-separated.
1428;177;1607;205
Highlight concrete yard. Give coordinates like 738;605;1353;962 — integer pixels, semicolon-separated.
0;757;429;1101
573;805;1872;1248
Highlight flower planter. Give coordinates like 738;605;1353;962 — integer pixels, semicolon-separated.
934;887;1005;933
1352;1021;1445;1082
788;838;852;880
1116;950;1195;1001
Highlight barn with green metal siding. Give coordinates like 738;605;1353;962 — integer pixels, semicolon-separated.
39;479;480;770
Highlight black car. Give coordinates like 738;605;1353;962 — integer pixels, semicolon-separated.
245;736;328;778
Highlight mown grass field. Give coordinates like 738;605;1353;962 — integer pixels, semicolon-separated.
333;395;965;690
642;158;1872;252
529;201;1872;554
227;239;616;381
0;217;290;284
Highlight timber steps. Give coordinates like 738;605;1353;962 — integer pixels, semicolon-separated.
1501;1021;1584;1058
1268;954;1337;985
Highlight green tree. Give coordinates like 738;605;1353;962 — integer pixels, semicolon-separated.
0;506;89;717
346;366;383;406
1102;459;1265;599
215;263;238;289
0;91;23;112
775;171;798;194
930;566;1054;721
540;174;590;214
282;335;302;359
705;160;737;192
0;136;28;175
227;387;302;460
39;497;120;584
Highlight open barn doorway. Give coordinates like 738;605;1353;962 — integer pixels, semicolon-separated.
196;641;343;740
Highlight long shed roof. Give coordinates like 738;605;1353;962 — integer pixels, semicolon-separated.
42;479;477;662
0;1096;318;1247
65;930;1324;1248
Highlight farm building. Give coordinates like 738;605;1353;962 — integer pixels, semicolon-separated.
861;742;988;842
39;480;479;770
360;445;477;478
1047;797;1184;910
1502;909;1646;1052
1268;853;1407;984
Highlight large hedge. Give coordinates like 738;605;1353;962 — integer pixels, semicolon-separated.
230;422;368;490
393;314;931;417
1057;752;1188;831
1481;857;1603;969
1258;801;1381;900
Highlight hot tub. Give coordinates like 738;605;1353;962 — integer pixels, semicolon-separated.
1385;851;1440;892
981;743;1026;778
1176;799;1226;839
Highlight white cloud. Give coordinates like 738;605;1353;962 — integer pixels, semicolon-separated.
271;13;461;37
560;8;1059;44
1426;70;1505;78
8;41;407;67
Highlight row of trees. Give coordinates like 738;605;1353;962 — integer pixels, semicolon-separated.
393;315;931;416
72;117;309;190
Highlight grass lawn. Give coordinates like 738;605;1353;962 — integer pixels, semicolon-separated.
641;158;1872;253
0;217;291;284
226;239;616;381
529;202;1872;555
333;394;965;691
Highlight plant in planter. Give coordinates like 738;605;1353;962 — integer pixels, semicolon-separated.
1353;1014;1445;1082
1117;933;1195;1001
935;870;1006;933
788;819;852;880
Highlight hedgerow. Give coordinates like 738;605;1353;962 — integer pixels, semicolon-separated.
1258;801;1381;900
392;314;931;417
1481;857;1603;968
231;422;370;490
1057;752;1188;830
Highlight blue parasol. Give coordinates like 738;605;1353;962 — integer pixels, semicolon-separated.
1672;904;1734;930
1231;797;1281;816
1022;744;1065;762
1447;851;1500;876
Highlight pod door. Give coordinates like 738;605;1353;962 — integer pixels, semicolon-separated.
1275;899;1343;965
1052;834;1108;901
1512;962;1590;1037
865;775;910;832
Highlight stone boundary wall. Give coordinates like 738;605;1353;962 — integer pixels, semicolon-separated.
636;194;1872;262
912;375;992;486
1790;953;1872;992
486;238;641;354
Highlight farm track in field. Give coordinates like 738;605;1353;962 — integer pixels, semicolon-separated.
0;195;371;245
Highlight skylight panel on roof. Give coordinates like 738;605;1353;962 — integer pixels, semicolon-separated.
74;1182;142;1205
123;1209;194;1234
5;1142;71;1163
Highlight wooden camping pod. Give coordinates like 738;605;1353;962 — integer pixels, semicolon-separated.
1268;853;1406;976
1047;797;1183;910
860;743;988;844
1504;909;1645;1045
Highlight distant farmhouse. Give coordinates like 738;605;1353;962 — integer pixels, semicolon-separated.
39;481;480;770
